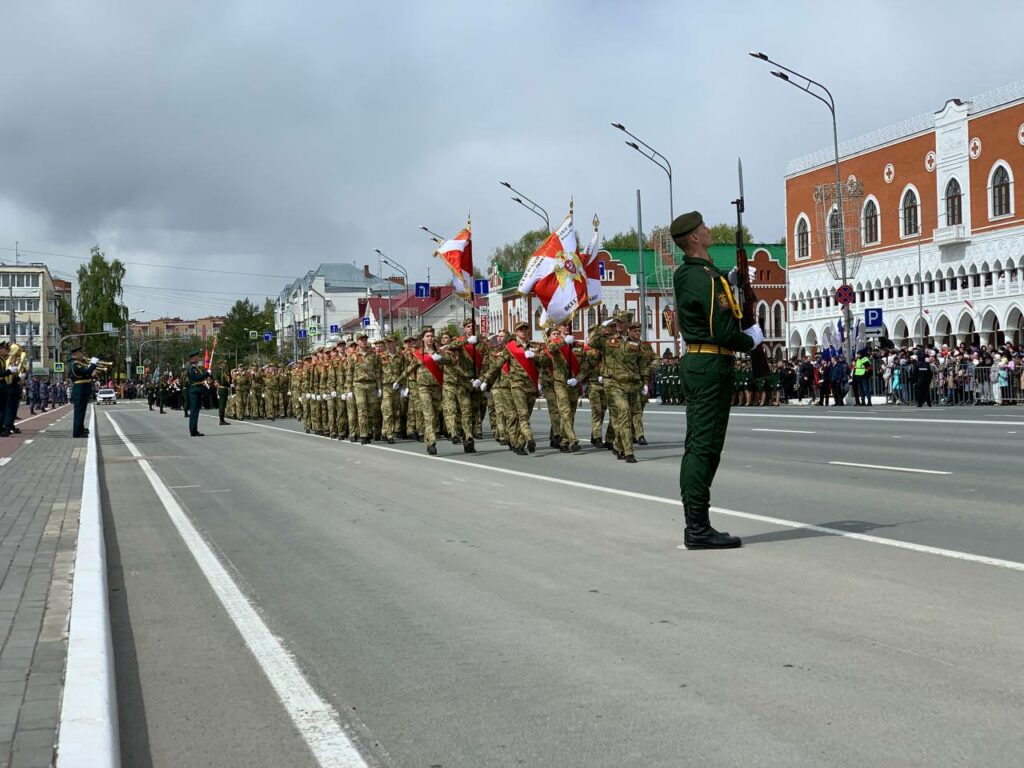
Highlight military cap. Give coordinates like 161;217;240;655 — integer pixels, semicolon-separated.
188;349;200;357
69;344;82;353
462;318;475;328
325;342;336;351
614;310;632;322
670;211;703;241
373;338;385;345
514;320;529;331
629;322;641;330
403;335;416;343
356;333;368;340
419;328;434;339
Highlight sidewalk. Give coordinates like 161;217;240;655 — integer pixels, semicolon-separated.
0;405;83;767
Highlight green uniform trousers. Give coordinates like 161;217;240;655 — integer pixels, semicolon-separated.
604;380;633;457
679;353;734;506
551;382;577;444
354;384;379;438
418;384;442;445
588;382;606;440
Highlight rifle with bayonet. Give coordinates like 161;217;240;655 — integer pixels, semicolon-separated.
732;158;771;379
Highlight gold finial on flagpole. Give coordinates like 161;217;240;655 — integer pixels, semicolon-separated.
569;197;574;215
467;210;472;230
592;213;600;230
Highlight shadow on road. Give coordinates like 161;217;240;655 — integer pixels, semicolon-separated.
740;518;918;546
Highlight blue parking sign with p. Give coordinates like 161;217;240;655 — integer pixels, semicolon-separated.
864;308;883;328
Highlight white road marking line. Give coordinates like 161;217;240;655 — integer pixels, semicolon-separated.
619;408;1024;428
14;403;70;425
1009;432;1018;434
24;439;33;444
0;457;10;466
105;413;369;768
751;428;816;434
203;489;231;493
221;415;1024;574
168;485;202;489
828;461;951;475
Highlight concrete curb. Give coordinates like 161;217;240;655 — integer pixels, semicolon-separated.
56;406;120;767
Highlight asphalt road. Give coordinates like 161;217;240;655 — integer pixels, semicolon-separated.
99;400;1024;767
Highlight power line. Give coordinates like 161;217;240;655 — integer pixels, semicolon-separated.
0;245;299;280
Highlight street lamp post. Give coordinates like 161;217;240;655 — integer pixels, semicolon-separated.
499;181;550;232
750;51;851;361
611;123;674;226
126;310;146;383
375;249;411;334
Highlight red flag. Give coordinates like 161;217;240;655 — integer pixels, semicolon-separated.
435;226;473;298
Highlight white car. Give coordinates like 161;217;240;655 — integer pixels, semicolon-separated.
96;388;117;405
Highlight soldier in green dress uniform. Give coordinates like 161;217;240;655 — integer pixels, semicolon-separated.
68;346;99;438
186;350;211;436
671;211;764;549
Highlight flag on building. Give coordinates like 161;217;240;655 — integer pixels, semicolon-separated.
435;224;473;299
517;208;587;324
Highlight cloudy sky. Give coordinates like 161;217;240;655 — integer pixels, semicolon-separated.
1;0;1021;320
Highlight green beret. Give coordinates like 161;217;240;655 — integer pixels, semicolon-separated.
670;211;703;241
188;349;200;357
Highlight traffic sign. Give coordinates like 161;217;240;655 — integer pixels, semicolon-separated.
835;284;855;306
52;362;65;373
249;330;258;340
864;307;883;328
135;365;145;374
474;278;489;296
361;317;371;328
864;327;884;337
263;332;273;342
598;260;606;279
415;282;430;298
297;329;307;339
329;324;340;334
307;326;319;336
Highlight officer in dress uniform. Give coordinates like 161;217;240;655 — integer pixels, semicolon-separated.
186;350;211;436
671;211;763;550
68;346;99;439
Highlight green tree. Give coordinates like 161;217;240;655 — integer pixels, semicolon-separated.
602;228;643;250
218;298;275;363
56;296;76;334
489;227;548;273
75;245;126;361
708;222;755;244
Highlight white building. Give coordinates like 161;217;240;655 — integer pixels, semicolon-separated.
0;263;63;373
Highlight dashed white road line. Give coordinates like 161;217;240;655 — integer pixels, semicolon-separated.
0;457;10;466
196;413;1024;574
828;461;951;476
105;413;369;768
751;428;816;434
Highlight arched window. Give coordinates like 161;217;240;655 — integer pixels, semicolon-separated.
901;188;919;236
773;304;783;337
796;217;810;260
992;165;1011;218
757;304;768;334
827;208;841;253
862;198;879;244
945;178;962;226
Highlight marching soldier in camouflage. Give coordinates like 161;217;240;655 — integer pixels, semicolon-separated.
350;334;382;444
402;336;422;441
343;342;359;442
397;327;445;454
213;363;231;425
379;338;403;443
481;321;538;456
629;322;657;445
442;317;483;453
671;210;763;550
580;341;605;445
587;311;639;463
544;322;581;452
535;336;560;449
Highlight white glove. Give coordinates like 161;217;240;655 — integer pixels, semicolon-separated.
90;357;99;364
567;377;577;387
728;266;757;286
392;382;399;390
348;390;354;399
401;387;409;398
601;318;615;327
376;388;382;397
7;366;16;373
471;378;482;389
430;353;442;361
524;349;535;359
743;324;764;346
598;376;604;384
287;390;291;395
467;335;477;344
331;390;337;398
262;393;267;399
564;334;575;345
480;382;488;392
643;384;649;396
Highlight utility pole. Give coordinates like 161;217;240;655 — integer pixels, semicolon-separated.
636;190;647;341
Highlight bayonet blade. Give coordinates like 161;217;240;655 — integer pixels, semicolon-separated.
737;157;745;201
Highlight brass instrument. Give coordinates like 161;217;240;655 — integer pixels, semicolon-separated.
6;343;29;375
93;361;114;372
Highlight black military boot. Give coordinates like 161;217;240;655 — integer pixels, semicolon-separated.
591;436;603;448
637;436;648;446
463;440;476;454
427;443;437;455
683;503;741;550
527;439;536;453
220;419;230;425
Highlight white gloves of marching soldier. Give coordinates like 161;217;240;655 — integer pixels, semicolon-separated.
467;335;477;344
564;334;575;345
400;387;409;398
598;376;604;384
90;357;99;365
471;378;482;389
524;349;535;359
287;390;291;396
567;377;577;387
392;382;399;390
430;353;442;362
642;384;649;396
728;266;757;286
348;390;355;399
479;382;488;392
743;324;764;346
376;388;382;397
331;390;337;398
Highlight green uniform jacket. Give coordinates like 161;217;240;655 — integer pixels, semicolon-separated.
673;255;755;354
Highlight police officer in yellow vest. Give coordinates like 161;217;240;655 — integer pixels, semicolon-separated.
671;211;763;549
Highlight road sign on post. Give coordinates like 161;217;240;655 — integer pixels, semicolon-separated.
598;260;606;279
52;362;65;373
307;326;318;336
864;307;883;328
249;330;258;340
135;365;144;374
415;282;430;298
474;279;489;296
835;284;855;306
361;317;371;328
297;329;307;339
262;332;273;342
329;324;339;334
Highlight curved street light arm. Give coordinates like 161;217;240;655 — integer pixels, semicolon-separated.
758;54;835;112
499;181;551;231
618;126;673;180
626;141;671;179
